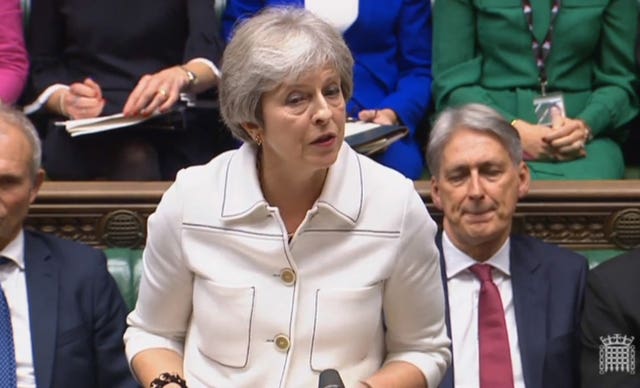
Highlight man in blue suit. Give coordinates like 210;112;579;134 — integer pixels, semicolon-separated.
0;104;138;387
426;104;587;388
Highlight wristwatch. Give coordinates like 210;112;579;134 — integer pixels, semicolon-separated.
181;67;198;88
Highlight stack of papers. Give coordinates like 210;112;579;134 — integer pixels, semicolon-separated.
56;112;163;137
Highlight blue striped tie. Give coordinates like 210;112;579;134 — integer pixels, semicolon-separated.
0;256;17;388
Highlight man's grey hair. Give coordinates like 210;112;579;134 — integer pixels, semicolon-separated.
426;103;523;177
0;103;42;178
219;6;354;143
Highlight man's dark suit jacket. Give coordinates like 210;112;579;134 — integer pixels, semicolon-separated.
23;230;138;387
580;248;640;388
437;233;588;388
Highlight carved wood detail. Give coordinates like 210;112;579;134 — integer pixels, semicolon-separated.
25;180;640;251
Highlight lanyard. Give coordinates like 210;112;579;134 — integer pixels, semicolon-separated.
522;0;561;95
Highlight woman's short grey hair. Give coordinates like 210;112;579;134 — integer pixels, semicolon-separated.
220;6;354;143
426;103;522;177
0;103;42;179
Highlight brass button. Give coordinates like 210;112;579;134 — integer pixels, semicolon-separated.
274;334;290;351
279;268;296;286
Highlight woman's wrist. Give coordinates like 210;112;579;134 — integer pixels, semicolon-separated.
57;89;68;117
149;372;187;388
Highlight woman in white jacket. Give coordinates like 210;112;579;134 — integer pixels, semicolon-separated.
124;7;450;388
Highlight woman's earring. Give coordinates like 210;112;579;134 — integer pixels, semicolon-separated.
254;135;263;146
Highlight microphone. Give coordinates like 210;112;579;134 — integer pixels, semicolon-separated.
318;369;345;388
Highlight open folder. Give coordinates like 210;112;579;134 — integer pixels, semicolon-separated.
345;121;409;155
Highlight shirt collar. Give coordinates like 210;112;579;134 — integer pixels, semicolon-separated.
0;229;25;270
443;231;511;280
220;142;363;226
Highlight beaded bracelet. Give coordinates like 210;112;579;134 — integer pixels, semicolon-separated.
149;372;188;388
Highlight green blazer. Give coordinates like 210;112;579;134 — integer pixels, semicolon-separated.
433;0;639;179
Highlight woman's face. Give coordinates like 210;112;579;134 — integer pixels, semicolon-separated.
247;66;346;173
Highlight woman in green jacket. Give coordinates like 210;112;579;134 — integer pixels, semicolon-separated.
433;0;638;179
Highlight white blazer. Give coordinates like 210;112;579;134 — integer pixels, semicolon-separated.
125;142;450;387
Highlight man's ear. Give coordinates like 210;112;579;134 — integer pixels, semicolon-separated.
517;161;531;199
431;176;444;210
29;169;45;205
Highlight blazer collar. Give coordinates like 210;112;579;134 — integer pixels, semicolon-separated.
221;142;363;226
436;231;455;388
510;235;546;388
23;230;58;388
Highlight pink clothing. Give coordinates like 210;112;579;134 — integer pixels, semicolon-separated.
0;0;28;104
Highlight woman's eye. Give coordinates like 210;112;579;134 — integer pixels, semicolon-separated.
324;85;341;97
286;94;306;105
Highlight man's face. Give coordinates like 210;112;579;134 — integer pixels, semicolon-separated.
431;128;530;260
0;124;43;249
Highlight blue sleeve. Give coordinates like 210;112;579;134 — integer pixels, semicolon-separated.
379;0;432;134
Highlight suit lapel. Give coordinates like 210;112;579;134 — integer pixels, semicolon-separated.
510;235;546;388
436;232;454;388
23;232;58;388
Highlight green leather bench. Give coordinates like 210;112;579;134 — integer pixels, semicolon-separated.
104;248;622;311
106;248;143;311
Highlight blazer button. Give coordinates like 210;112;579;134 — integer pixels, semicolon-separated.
274;334;290;351
279;268;296;286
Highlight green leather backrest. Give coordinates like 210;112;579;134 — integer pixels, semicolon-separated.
103;247;622;312
106;248;143;311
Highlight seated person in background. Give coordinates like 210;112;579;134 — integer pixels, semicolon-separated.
433;0;639;180
223;0;433;179
25;0;235;180
427;103;588;387
0;103;137;387
0;0;28;104
580;249;640;387
124;7;450;387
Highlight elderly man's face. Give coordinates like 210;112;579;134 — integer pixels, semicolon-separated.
431;128;530;260
0;124;43;249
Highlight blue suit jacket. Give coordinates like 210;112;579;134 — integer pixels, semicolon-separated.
23;230;138;388
222;0;432;179
436;233;587;388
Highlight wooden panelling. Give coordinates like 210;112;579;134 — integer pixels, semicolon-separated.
27;180;640;250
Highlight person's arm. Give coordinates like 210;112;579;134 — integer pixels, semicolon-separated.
90;250;140;387
131;349;184;388
432;0;513;120
361;187;451;387
123;0;224;116
373;0;432;134
0;0;28;104
575;0;639;137
27;0;76;104
580;260;640;387
124;180;193;385
221;0;265;42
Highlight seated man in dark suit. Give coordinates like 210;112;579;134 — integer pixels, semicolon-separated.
580;249;640;387
0;103;138;387
426;103;588;388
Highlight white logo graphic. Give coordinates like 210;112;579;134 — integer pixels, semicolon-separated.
599;334;636;375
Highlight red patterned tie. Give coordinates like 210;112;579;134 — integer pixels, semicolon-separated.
469;264;515;388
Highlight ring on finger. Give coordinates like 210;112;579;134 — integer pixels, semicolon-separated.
158;88;168;98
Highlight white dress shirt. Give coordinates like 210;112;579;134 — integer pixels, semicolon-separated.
125;142;451;387
305;0;358;32
443;232;525;388
0;230;36;388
